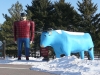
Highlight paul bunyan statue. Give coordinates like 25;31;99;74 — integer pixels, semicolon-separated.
13;13;35;60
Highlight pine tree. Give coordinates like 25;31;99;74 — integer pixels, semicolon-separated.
0;23;2;40
0;23;1;30
1;1;23;52
77;0;100;48
8;1;23;21
26;0;54;31
52;0;80;31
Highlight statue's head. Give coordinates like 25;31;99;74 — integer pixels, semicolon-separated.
20;12;27;21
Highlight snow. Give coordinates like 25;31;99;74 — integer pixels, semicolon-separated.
0;55;100;75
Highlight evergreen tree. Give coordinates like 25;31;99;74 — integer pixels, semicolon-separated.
8;1;23;21
52;0;80;31
1;1;23;52
26;0;54;31
0;23;1;30
77;0;100;48
0;23;2;40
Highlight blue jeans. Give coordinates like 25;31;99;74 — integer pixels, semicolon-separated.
17;38;30;57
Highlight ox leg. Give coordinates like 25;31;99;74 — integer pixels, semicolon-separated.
55;53;60;58
65;51;71;57
88;48;94;60
56;54;60;58
79;51;84;59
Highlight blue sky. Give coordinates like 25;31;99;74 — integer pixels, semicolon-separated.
0;0;99;24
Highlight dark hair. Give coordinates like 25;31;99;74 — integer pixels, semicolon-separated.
20;13;26;17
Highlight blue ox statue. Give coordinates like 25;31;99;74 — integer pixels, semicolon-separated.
40;29;94;60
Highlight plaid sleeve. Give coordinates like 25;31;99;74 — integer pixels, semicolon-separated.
13;22;17;41
30;21;35;41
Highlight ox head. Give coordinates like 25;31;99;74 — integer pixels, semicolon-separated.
40;28;55;47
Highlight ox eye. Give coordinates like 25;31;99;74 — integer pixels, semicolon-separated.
44;35;46;37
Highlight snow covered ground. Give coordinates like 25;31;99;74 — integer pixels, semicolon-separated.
0;56;100;75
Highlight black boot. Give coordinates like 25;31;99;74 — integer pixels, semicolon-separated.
18;57;21;60
26;57;29;60
42;57;49;61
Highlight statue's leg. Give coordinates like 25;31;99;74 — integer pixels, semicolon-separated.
17;38;23;58
79;51;84;59
55;53;60;58
88;48;94;60
24;38;30;60
54;50;60;58
64;50;70;56
63;46;71;56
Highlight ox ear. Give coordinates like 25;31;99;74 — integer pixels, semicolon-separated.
48;28;53;31
48;31;52;35
47;28;53;35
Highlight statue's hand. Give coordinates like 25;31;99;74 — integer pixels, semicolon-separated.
30;41;32;44
15;41;17;44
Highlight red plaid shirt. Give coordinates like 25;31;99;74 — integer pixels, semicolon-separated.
13;20;35;41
